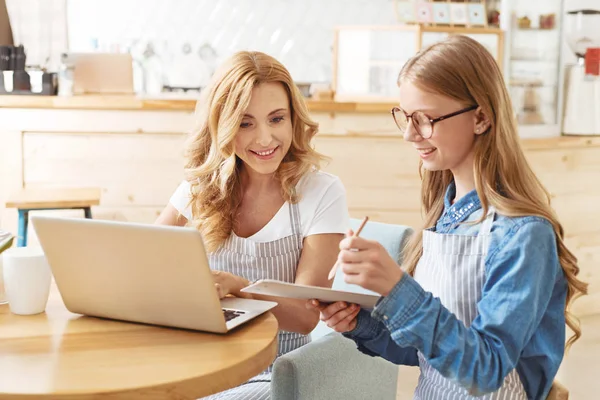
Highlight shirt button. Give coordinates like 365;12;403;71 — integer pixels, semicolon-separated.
383;315;389;320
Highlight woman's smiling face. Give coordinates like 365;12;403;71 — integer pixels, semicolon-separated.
234;82;293;176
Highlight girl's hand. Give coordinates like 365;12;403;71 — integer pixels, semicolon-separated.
306;300;360;333
339;230;403;296
211;271;249;299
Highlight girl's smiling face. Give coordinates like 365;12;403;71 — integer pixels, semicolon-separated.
399;81;484;178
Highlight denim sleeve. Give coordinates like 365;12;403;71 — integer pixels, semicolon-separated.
371;219;561;395
343;309;419;366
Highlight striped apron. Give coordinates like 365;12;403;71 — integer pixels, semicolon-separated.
200;201;310;400
412;209;527;399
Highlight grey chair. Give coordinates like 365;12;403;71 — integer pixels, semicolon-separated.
271;219;414;400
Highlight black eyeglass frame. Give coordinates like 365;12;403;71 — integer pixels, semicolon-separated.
390;104;479;138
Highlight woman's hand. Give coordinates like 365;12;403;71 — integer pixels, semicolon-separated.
211;271;250;299
306;300;360;333
339;231;403;296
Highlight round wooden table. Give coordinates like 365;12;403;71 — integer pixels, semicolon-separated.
0;284;278;399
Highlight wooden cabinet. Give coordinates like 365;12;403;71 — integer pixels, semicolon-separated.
0;107;193;240
22;131;187;220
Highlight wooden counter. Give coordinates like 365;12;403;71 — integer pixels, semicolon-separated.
0;94;397;113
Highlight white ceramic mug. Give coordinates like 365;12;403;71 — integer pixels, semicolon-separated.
2;246;52;315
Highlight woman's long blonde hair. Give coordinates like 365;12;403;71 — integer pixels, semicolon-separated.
184;51;324;252
400;35;587;348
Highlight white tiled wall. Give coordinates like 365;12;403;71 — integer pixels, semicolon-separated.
65;0;398;84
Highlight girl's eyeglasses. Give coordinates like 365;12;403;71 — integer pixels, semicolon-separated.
390;105;478;139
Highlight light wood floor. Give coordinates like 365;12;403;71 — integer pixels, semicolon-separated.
396;314;600;399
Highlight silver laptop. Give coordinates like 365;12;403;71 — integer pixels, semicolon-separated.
31;215;277;333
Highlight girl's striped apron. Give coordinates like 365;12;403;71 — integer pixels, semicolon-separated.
412;209;527;399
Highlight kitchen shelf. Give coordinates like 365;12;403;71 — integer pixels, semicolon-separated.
510;58;559;63
369;60;407;66
505;0;564;127
510;83;557;88
333;25;503;99
516;27;557;31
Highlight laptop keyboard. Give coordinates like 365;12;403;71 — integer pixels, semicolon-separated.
223;309;246;322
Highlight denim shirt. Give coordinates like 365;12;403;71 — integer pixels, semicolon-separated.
344;183;568;399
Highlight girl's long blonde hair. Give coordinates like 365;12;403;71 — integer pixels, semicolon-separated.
184;51;324;252
400;35;587;348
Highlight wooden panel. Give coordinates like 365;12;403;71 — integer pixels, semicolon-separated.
312;112;398;136
22;132;188;207
535;171;600;196
23;131;187;161
551;194;599;236
315;135;422;218
520;136;600;151
526;148;600;174
0;130;23;233
528;142;600;316
0;109;195;134
565;232;600;317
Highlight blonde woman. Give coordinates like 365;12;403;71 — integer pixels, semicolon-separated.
156;51;348;399
311;35;587;399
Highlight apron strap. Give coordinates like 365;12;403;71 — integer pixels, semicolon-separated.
287;194;303;249
478;206;496;236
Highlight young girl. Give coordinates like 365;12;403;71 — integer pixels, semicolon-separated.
310;35;587;399
157;51;349;399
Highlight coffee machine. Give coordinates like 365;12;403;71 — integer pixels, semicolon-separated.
562;7;600;135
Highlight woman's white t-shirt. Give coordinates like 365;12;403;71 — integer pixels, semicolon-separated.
169;171;349;242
